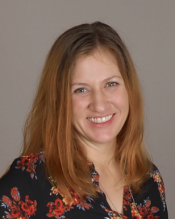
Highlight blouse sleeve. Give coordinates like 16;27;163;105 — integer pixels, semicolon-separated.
0;154;44;218
149;166;168;218
134;165;168;218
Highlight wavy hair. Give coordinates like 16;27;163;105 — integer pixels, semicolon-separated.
22;21;152;199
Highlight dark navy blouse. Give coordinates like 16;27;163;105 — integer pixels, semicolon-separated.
0;152;168;218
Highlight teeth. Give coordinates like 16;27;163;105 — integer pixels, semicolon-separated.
88;114;113;123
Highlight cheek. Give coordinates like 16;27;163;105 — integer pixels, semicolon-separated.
71;97;87;119
113;90;129;110
72;95;82;108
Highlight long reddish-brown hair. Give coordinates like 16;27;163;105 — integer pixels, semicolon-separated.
22;21;152;199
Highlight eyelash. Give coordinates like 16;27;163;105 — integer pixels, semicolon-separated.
106;82;118;87
74;88;86;93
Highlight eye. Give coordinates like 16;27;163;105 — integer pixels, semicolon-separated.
74;88;86;93
106;82;118;87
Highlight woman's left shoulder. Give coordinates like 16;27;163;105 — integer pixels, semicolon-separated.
137;163;168;218
148;164;166;201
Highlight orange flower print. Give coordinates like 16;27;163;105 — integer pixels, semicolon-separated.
47;198;65;218
0;187;37;219
16;152;45;179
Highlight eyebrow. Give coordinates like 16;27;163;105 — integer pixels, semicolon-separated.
71;75;122;86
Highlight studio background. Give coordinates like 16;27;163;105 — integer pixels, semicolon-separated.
0;1;174;218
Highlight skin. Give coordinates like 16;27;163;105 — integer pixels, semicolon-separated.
71;49;129;213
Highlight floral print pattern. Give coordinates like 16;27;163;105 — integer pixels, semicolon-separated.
48;186;93;218
136;199;159;218
15;152;44;179
1;187;37;219
47;198;66;218
0;152;168;218
122;186;160;219
151;169;166;211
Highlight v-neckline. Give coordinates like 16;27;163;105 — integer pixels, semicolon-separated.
90;162;133;218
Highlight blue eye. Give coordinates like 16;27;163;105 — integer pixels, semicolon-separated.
74;88;86;93
107;82;117;87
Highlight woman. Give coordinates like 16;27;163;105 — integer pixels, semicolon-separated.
0;22;168;218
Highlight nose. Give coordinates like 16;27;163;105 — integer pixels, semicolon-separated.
88;90;110;113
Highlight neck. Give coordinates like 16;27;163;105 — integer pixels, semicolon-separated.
82;139;118;169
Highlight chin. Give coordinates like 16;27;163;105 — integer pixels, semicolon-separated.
89;135;117;145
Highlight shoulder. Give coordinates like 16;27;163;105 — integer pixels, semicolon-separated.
11;151;45;178
149;164;165;187
1;151;45;180
148;164;166;207
0;151;46;188
134;164;168;218
0;151;45;185
149;165;165;197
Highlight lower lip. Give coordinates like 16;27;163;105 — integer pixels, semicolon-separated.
87;114;115;128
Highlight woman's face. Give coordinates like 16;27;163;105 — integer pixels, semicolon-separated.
71;50;129;147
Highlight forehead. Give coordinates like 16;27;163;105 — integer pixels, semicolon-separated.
75;49;117;67
72;49;120;80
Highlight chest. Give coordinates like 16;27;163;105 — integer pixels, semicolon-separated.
99;183;124;214
36;180;134;219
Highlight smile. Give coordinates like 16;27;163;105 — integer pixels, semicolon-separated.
87;114;113;123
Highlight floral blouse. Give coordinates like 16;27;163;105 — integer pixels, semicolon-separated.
0;152;168;219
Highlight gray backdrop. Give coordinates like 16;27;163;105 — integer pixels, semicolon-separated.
0;1;174;218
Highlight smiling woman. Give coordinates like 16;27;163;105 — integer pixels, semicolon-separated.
0;22;168;219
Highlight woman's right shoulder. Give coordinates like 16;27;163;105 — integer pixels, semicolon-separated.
0;151;46;189
1;151;45;178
